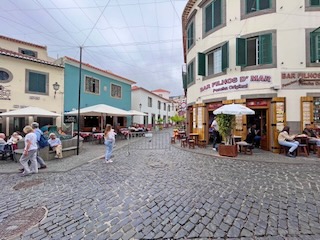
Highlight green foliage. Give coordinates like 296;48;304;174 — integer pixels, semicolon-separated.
169;114;186;124
156;118;164;124
216;114;235;145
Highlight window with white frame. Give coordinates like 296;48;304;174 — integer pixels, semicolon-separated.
26;70;48;94
85;76;100;94
111;83;121;98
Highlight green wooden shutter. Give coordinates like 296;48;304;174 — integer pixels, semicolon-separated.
29;72;46;93
259;33;272;64
187;22;194;49
236;38;247;66
221;42;229;71
198;52;206;76
213;0;222;28
182;72;187;90
205;3;213;32
310;32;317;63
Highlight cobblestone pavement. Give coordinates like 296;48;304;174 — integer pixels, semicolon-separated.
1;132;320;239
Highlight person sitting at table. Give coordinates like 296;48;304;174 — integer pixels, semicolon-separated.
245;124;261;148
278;126;299;158
303;123;320;147
0;133;6;144
48;133;63;159
7;132;23;150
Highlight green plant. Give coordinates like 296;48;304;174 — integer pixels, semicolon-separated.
169;115;186;125
156;118;164;124
216;114;235;145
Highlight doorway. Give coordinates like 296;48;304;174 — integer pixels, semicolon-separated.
247;109;268;150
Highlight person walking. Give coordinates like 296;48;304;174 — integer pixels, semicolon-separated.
19;125;38;177
104;124;115;163
31;122;47;169
278;126;299;158
211;116;221;151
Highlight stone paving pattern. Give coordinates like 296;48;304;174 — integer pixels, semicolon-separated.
1;129;320;239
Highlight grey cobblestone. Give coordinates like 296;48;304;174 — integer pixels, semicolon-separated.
1;132;320;239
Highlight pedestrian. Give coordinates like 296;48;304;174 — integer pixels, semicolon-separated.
31;122;47;169
19;125;38;177
278;126;299;158
210;116;221;151
104;124;115;163
48;133;63;159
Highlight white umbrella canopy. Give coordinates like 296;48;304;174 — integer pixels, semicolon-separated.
128;110;147;116
0;106;60;117
213;103;255;115
65;104;131;117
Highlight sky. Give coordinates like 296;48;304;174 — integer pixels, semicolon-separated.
0;0;188;96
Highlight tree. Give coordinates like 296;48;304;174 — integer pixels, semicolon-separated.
169;114;186;126
216;114;235;145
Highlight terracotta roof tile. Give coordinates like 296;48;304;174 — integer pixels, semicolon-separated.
0;35;47;50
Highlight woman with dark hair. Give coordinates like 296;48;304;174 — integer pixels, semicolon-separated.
278;126;299;157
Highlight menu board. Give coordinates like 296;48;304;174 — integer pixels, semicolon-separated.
276;102;285;131
193;107;196;129
302;102;311;127
235;115;243;130
198;107;203;129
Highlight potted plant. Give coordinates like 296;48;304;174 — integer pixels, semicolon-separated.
156;118;164;130
216;114;238;157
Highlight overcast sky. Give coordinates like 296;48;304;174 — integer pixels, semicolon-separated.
0;0;187;96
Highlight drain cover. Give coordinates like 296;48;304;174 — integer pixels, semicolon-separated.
0;207;47;239
13;179;44;190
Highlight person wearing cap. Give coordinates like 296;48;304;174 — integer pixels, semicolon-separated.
31;122;47;169
48;133;63;159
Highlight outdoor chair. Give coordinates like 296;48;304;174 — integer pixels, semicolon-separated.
296;137;309;157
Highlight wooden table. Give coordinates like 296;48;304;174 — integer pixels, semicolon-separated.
189;133;199;145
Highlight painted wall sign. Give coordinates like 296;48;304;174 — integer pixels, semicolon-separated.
64;115;77;123
281;72;320;89
200;75;271;94
0;85;11;100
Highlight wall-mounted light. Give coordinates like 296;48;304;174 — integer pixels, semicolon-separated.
53;82;60;98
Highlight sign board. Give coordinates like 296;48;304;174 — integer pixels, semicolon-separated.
64;115;77;123
281;72;320;89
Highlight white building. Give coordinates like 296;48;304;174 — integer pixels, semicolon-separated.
131;86;176;128
182;0;320;152
0;35;64;135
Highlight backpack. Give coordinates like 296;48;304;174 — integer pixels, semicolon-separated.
38;134;49;148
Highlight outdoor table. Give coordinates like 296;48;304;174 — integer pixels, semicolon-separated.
189;133;199;145
93;133;104;144
233;135;242;143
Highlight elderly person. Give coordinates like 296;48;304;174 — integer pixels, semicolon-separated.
31;122;47;169
0;133;6;144
19;125;38;177
48;133;63;159
7;132;23;150
278;126;299;158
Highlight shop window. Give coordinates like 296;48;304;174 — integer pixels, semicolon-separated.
310;27;320;63
187;61;194;85
148;97;152;107
187;21;195;50
199;42;229;77
111;83;121;99
204;0;222;33
236;32;274;69
85;76;100;94
26;70;48;94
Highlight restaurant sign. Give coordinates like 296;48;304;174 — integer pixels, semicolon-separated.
200;75;271;94
64;115;77;123
281;72;320;89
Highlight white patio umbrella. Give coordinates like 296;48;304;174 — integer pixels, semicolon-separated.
65;104;131;117
0;106;60;117
128;110;147;116
213;103;255;115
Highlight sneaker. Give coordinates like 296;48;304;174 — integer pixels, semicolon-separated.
212;148;216;151
287;152;295;158
21;171;31;177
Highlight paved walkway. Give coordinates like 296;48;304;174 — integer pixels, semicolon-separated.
1;129;320;239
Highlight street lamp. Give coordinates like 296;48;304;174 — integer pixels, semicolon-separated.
53;82;60;98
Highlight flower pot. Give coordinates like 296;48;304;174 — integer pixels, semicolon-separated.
218;144;238;157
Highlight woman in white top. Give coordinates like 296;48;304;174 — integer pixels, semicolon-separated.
278;126;299;158
104;124;115;163
19;125;38;176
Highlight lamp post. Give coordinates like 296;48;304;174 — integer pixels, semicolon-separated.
53;82;60;98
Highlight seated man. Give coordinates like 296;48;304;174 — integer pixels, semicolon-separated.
245;124;261;148
303;123;320;147
48;133;63;159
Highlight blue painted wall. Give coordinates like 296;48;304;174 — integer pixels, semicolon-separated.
64;63;132;112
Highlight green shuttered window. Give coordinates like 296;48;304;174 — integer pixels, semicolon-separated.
310;28;320;63
205;0;222;33
187;22;194;49
246;0;271;13
28;71;47;93
236;33;272;66
198;52;206;76
311;0;320;6
187;62;194;84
